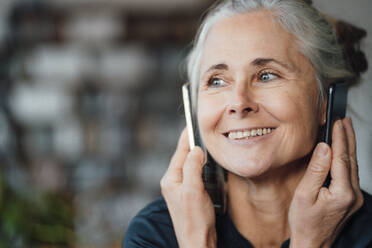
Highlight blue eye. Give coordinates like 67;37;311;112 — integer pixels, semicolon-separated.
208;78;227;88
259;72;278;82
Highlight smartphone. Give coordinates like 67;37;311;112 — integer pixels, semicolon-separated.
323;81;348;187
182;83;226;216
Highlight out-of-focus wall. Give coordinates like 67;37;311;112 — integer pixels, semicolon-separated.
0;0;212;247
313;0;372;194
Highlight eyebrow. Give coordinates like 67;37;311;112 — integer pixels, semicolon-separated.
203;57;297;76
251;57;296;71
205;63;229;73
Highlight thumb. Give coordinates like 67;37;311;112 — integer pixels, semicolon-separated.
296;142;331;204
183;146;206;189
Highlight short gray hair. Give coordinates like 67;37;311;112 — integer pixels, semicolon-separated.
186;0;352;108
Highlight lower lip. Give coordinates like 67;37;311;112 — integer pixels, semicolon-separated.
224;130;275;145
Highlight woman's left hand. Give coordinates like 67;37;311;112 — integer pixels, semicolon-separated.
288;117;364;248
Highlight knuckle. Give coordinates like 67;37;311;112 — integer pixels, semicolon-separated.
350;156;358;167
309;161;328;174
160;177;171;191
160;177;166;189
345;193;356;206
294;189;309;204
338;190;356;207
336;153;350;165
350;151;357;161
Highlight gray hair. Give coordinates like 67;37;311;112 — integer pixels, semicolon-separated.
186;0;352;109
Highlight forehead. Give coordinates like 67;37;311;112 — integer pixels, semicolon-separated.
200;10;308;73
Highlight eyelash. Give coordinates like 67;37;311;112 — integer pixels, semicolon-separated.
257;70;280;83
205;70;281;88
207;77;226;88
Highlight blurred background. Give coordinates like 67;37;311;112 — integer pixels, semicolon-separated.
0;0;371;247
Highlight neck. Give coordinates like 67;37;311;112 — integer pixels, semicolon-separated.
227;156;309;248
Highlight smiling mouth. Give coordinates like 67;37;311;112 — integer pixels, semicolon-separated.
224;127;276;140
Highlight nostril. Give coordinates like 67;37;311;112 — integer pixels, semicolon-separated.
243;107;253;112
228;107;252;114
227;103;258;115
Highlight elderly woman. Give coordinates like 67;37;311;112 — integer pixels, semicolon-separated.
123;0;372;247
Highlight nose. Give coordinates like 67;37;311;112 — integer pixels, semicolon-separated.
226;89;259;118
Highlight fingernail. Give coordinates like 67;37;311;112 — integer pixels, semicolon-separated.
346;116;353;126
317;143;329;156
336;119;343;130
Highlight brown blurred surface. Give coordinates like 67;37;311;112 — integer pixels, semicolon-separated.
0;0;212;246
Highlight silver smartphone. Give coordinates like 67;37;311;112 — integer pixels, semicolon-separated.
182;83;226;216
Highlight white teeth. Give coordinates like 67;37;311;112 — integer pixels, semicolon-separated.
228;132;236;139
257;129;262;136
243;130;250;137
251;129;256;137
227;128;274;140
237;131;243;139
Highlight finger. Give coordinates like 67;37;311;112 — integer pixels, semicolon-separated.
329;120;352;193
342;117;364;212
296;142;331;204
165;128;190;183
183;146;205;189
342;117;359;188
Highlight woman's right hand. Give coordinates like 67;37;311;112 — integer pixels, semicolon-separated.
160;128;217;248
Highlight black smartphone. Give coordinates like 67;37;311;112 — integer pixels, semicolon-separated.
182;83;226;216
323;81;349;187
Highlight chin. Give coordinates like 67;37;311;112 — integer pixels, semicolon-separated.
219;156;273;179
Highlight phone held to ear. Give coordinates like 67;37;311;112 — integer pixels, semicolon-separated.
182;83;227;216
323;82;349;187
181;81;348;207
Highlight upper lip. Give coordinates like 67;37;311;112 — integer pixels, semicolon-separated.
222;127;276;136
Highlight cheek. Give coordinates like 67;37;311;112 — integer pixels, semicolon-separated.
258;86;319;151
263;85;319;126
197;95;225;143
197;98;215;132
270;88;320;157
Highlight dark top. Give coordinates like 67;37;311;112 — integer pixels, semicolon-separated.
123;191;372;248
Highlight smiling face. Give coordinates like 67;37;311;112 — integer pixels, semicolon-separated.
197;10;325;178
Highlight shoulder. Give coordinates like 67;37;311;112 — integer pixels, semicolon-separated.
122;197;178;248
333;190;372;248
